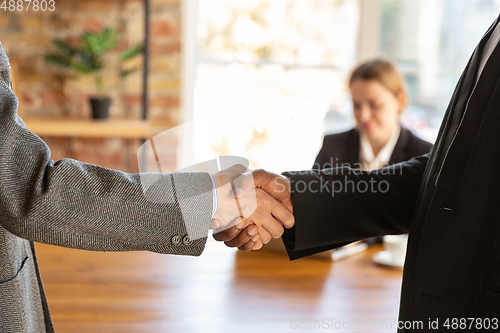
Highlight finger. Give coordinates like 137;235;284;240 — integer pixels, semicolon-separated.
255;213;283;241
224;224;259;248
270;199;295;229
251;233;260;243
254;221;274;244
252;171;293;212
238;239;257;252
231;163;249;174
237;188;258;220
235;217;250;230
237;238;263;252
252;169;274;188
213;215;244;235
232;171;255;196
251;240;263;250
213;223;242;241
210;219;221;229
251;189;287;237
222;164;248;184
212;218;250;241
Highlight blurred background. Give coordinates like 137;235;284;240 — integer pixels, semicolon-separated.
190;0;500;172
1;1;500;332
2;0;499;174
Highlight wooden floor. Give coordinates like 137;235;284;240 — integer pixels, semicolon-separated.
36;238;403;333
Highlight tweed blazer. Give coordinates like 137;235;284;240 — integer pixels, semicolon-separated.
0;42;213;332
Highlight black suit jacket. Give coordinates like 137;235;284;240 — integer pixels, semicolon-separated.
314;127;432;245
313;127;432;170
282;16;500;332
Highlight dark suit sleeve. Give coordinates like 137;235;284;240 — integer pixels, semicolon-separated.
282;154;429;260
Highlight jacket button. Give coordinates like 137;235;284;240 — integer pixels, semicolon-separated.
182;235;193;246
171;235;182;245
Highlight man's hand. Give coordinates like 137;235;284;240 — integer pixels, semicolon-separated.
251;169;293;212
214;218;264;251
211;164;249;229
213;169;293;251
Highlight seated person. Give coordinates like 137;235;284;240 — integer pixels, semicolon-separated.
314;59;432;248
314;59;432;172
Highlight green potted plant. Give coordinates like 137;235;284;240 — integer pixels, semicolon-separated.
45;28;143;119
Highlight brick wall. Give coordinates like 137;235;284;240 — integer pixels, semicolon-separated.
0;0;182;172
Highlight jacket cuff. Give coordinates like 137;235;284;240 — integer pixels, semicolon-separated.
172;172;214;242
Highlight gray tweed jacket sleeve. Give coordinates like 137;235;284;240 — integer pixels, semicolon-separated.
0;43;213;255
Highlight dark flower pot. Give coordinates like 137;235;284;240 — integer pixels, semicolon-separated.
90;97;111;119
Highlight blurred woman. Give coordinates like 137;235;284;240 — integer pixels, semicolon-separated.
314;59;432;172
314;59;432;251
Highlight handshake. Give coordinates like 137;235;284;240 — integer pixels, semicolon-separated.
211;165;294;251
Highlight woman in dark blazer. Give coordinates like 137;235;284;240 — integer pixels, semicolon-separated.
314;59;432;172
314;59;432;249
314;127;432;171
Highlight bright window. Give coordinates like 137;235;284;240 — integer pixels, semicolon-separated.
188;0;500;172
381;0;500;142
192;0;359;172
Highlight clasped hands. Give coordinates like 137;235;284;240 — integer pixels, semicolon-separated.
211;165;293;251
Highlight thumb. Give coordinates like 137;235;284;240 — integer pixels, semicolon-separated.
210;219;221;229
233;172;255;196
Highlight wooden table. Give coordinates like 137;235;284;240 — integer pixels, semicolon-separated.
36;239;403;333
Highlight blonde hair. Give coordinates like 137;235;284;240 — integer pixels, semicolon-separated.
349;59;408;112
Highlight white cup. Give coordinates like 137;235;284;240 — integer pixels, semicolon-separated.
383;234;409;266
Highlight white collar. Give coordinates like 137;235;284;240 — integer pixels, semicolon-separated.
359;125;401;171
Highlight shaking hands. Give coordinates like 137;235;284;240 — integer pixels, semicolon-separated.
211;166;294;251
